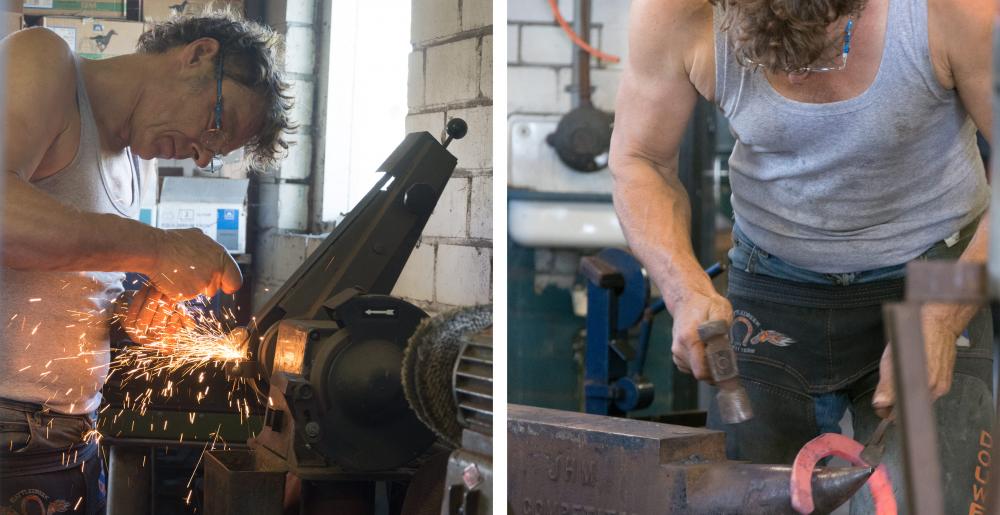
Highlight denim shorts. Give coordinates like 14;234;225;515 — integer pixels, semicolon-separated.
708;221;993;514
0;398;106;515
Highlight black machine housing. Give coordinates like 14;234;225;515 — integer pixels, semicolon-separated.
241;120;467;479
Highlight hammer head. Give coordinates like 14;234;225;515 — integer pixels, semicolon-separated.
699;320;755;424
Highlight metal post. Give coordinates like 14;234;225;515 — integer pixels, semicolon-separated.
570;0;592;108
987;8;1000;515
883;304;945;515
584;282;616;415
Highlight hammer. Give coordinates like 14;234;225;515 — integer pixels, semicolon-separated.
697;320;754;424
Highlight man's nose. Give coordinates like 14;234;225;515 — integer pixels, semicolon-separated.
192;143;213;168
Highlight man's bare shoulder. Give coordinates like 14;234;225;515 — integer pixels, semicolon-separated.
628;0;713;81
3;27;75;62
2;28;76;115
3;28;76;88
631;0;712;35
927;0;990;90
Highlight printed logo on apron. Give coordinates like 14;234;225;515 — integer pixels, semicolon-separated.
4;489;71;514
732;309;796;354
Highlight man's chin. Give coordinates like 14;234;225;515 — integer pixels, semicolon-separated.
130;146;154;160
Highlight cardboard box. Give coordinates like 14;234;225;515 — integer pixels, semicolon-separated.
138;158;159;227
157;177;249;254
142;0;243;22
23;0;125;18
41;17;144;59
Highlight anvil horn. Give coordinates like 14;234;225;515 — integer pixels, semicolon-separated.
681;464;873;514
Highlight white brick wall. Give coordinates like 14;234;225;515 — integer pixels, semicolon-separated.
508;0;574;23
507;25;519;63
405;111;447;138
508;1;631;116
411;0;461;44
448;105;492;170
435;245;492;305
425;38;481;106
424;177;471;238
407;51;424;108
392;243;437;302
469;175;492;240
398;0;493;311
481;35;493;98
520;25;573;65
507;67;560;113
463;0;492;30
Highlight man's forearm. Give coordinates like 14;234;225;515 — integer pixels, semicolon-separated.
2;171;160;274
923;212;991;334
612;157;717;313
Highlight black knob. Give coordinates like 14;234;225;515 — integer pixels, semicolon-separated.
446;118;468;140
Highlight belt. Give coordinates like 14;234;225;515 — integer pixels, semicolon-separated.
728;267;905;309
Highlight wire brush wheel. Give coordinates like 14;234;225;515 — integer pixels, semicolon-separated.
402;304;492;447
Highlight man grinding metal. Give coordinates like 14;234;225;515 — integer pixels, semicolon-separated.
0;11;292;514
611;0;992;511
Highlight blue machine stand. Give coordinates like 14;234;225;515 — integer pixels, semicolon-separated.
580;248;723;416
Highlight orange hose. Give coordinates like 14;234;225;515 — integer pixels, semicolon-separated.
547;0;621;63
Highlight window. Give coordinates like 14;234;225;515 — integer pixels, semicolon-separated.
322;1;411;222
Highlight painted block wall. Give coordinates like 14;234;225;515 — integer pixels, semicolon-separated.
391;0;494;312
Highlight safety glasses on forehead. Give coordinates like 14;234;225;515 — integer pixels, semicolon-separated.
744;17;854;75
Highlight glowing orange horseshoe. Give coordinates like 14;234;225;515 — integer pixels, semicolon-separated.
791;433;897;514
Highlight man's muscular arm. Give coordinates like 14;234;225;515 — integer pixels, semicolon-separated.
1;29;240;301
610;0;730;381
872;0;994;415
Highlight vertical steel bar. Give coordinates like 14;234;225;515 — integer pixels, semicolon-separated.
584;282;614;414
987;7;1000;514
573;0;592;107
883;303;944;515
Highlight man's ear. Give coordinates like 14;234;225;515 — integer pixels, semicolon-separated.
184;37;221;67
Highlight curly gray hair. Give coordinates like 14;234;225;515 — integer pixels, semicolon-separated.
137;8;295;168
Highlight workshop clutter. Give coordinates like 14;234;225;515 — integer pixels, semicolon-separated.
23;0;125;18
41;16;144;58
141;0;243;21
157;177;249;254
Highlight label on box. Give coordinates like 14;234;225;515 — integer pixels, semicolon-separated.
216;208;239;252
24;0;54;8
49;26;75;49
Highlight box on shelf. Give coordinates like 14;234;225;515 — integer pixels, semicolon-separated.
157;177;249;254
41;17;144;59
142;0;243;22
137;158;158;227
24;0;125;18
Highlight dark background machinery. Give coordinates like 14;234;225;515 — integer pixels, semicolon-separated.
104;120;493;514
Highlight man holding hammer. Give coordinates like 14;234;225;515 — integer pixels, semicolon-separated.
611;0;993;511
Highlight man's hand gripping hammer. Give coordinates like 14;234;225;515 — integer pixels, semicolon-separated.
698;320;754;424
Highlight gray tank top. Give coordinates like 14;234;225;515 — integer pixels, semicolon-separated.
0;57;139;415
714;0;989;273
